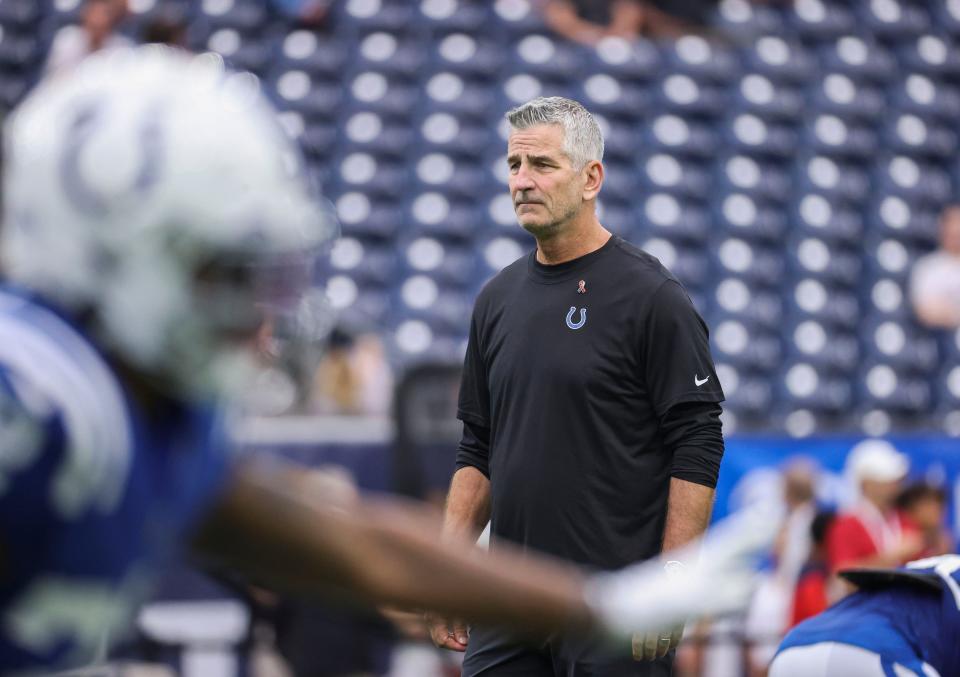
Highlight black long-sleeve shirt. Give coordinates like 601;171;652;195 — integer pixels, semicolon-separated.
454;236;725;570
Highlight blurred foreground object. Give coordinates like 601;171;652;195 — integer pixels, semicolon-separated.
771;554;960;676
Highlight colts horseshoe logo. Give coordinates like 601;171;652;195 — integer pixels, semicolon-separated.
566;306;587;330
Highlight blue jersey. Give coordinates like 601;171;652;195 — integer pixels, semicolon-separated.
777;554;960;676
0;288;232;673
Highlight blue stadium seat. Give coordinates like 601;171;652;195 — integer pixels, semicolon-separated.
344;70;417;117
863;236;921;283
873;155;953;207
333;191;401;240
857;361;933;413
414;111;494;157
327;237;398;287
715;367;775;419
509;34;583;81
794;156;870;204
731;73;804;122
637;238;711;291
410;152;487;200
713;193;788;244
635;193;710;243
336;110;412;157
641;114;719;159
0;0;40;27
335;0;415;33
417;0;489;33
712;1;785;41
276;31;350;77
898;34;960;79
786;277;859;330
392;274;473;334
723;113;796;158
268;69;342;118
819;35;896;84
405;192;477;241
352;31;425;78
663;34;738;82
935;365;960;410
932;1;960;37
710;238;784;286
584;36;661;84
653;72;725;116
862;316;940;374
328;152;408;198
711;319;781;372
711;277;783;330
599;160;639;203
784;320;859;374
777;360;854;413
594;115;642;161
430;32;504;78
742;35;816;84
808;73;885;122
193;0;268;34
889;74;960;122
857;0;929;41
206;30;271;74
863;276;913;321
398;236;477;288
801;114;877;160
639;153;712;201
575;74;648;120
881;112;958;159
714;154;791;203
866;196;939;247
786;235;861;287
489;0;548;37
790;193;864;246
788;0;855;40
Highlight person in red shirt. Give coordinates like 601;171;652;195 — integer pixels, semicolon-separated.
897;482;954;559
825;440;923;601
789;510;835;626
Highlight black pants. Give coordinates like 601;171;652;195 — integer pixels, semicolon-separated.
461;626;674;677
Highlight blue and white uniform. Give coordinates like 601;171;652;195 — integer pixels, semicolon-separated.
0;287;232;673
771;554;960;676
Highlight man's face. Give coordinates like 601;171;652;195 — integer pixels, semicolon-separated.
507;124;586;238
941;207;960;255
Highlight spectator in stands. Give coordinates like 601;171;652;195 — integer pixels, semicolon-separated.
897;482;953;559
911;204;960;329
141;10;188;49
45;0;131;77
538;0;699;43
789;511;835;627
310;327;393;416
825;440;922;600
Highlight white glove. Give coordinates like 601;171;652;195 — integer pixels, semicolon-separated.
584;504;782;640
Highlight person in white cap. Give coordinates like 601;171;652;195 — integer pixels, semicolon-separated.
824;440;922;600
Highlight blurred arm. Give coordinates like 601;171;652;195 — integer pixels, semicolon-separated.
661;478;715;553
190;462;592;638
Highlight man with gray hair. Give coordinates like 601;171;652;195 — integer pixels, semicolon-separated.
427;96;727;675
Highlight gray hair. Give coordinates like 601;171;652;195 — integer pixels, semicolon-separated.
505;96;604;169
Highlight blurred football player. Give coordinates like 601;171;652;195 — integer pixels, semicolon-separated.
0;47;774;674
770;554;960;676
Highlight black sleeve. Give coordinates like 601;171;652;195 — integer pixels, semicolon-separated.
454;418;491;479
642;279;725;417
661;401;725;489
457;307;491;428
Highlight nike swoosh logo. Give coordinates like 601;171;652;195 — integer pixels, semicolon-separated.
695;375;710;387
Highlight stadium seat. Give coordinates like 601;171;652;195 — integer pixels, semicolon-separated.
430;32;504;78
790;193;865;246
711;277;783;330
809;73;885;122
410;152;487;200
889;74;960;122
857;361;933;413
873;155;954;206
741;35;815;84
786;235;861;287
636;193;710;243
862;316;940;374
335;0;415;33
777;360;854;413
509;34;583;81
641;114;719;159
801;114;877;160
417;0;489;34
576;74;649;120
784;319;860;374
857;0;930;41
788;0;855;40
711;319;781;372
794;156;868;204
638;152;712;201
653;72;726;117
731;72;804;122
723;113;796;157
352;31;425;78
663;34;738;82
714;154;791;203
786;277;860;330
585;36;661;84
819;35;897;84
710;238;784;287
415;112;494;157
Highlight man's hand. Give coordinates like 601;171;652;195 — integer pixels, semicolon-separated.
631;560;687;660
631;623;683;660
426;614;470;651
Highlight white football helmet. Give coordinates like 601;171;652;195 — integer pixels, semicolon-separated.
2;47;336;398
